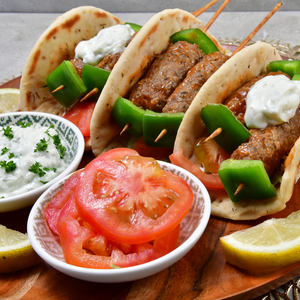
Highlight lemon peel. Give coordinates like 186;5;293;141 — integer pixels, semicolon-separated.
0;225;42;273
220;210;300;271
0;88;20;113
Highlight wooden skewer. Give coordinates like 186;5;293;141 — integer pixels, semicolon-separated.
155;129;168;142
202;0;232;33
80;87;99;102
51;85;64;93
231;2;282;57
192;0;221;17
120;123;130;135
204;127;222;143
234;183;245;196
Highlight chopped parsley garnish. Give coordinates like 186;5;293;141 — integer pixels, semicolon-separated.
40;180;49;184
0;160;16;173
8;152;15;159
1;147;10;155
2;126;13;139
28;162;57;177
29;162;46;177
45;124;66;159
17;121;33;128
34;138;49;152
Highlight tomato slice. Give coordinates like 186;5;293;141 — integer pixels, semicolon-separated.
75;148;193;244
170;149;225;191
134;136;173;160
63;99;96;137
44;170;82;235
57;195;180;269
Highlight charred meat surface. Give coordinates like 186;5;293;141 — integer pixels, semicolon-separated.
129;41;205;112
231;107;300;177
163;52;229;113
97;52;123;71
70;58;84;77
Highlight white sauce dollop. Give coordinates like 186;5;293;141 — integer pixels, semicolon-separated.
75;24;135;66
244;75;300;128
0;124;68;198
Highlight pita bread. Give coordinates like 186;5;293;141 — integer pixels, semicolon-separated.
174;42;300;220
90;8;225;157
19;6;123;116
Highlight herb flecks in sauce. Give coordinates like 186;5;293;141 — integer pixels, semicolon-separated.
2;126;14;139
0;122;68;198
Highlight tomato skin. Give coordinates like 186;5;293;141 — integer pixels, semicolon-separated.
57;196;180;269
75;148;193;244
44;170;82;235
170;149;225;191
63;99;96;137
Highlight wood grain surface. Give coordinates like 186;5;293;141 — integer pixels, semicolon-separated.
1;77;300;300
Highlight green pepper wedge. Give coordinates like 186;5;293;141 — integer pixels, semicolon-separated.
201;104;251;154
293;73;300;81
111;97;146;137
218;159;277;202
143;111;184;148
124;22;142;32
267;60;300;78
81;64;110;101
46;61;87;108
170;28;219;55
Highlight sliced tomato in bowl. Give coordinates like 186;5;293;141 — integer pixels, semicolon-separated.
75;148;193;244
57;195;180;269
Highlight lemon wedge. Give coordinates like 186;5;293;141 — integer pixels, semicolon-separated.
220;210;300;271
0;88;20;113
0;225;42;273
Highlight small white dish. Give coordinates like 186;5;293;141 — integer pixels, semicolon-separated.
0;111;85;212
27;161;211;283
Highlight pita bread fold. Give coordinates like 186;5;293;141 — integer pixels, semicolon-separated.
174;42;300;220
20;6;123;116
90;8;225;157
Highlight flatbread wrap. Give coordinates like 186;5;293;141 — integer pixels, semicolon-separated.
172;41;300;220
90;8;226;157
20;6;123;116
19;6;138;150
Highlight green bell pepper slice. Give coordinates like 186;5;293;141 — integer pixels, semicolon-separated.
46;60;87;108
170;28;219;55
293;73;300;81
81;64;110;101
143;111;184;148
201;104;251;154
124;22;142;32
218;159;277;202
267;60;300;78
111;97;146;137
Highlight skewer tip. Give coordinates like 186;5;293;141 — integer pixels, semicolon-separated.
120;123;130;135
234;183;245;196
155;129;168;142
204;127;222;143
51;85;64;93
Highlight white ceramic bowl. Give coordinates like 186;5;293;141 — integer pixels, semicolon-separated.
27;161;211;283
0;111;85;212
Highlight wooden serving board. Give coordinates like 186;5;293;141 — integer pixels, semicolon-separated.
1;77;300;300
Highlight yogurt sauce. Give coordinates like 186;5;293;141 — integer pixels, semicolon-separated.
0;123;68;198
75;24;135;65
245;75;300;128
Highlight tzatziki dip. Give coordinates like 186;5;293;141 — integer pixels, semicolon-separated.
0;122;68;198
75;24;135;65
